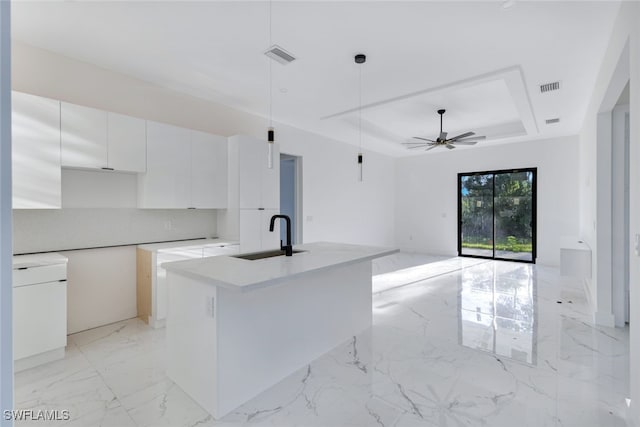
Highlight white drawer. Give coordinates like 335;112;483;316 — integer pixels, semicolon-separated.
14;281;67;360
13;263;67;287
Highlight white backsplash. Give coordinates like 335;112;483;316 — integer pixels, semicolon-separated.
13;208;217;254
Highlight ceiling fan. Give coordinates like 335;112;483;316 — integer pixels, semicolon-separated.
403;109;486;151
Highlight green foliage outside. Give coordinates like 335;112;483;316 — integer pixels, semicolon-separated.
461;172;533;254
461;236;532;253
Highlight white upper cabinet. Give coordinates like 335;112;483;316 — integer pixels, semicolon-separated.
12;92;62;209
191;131;227;209
107;112;146;173
61;102;108;169
139;122;227;209
61;102;146;172
234;136;279;209
138;121;191;209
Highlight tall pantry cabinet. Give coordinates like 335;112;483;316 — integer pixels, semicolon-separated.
219;135;281;252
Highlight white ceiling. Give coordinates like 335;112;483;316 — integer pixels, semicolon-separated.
11;1;621;157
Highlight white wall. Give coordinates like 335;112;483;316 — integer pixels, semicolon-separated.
577;1;639;423
395;136;579;266
11;41;396;249
276;124;395;247
0;1;13;422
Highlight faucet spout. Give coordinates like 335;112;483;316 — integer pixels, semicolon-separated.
269;214;293;256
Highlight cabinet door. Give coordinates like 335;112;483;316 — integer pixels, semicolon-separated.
107;112;146;172
13;282;67;360
61;102;108;169
191;131;227;208
138;121;191;208
261;143;280;209
261;209;281;250
12;92;62;209
239;209;262;253
238;137;264;209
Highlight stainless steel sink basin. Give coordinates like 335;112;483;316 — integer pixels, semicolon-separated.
232;249;307;261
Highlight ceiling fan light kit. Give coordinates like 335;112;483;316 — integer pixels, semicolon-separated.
403;109;486;151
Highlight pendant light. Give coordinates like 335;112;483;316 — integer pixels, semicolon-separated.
267;0;275;169
355;53;366;182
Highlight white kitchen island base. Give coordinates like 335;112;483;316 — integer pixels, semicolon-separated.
164;242;396;419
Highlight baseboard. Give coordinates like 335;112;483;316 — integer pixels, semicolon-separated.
594;310;616;327
395;247;457;257
582;277;595;312
626;398;638;427
15;347;65;372
150;317;166;329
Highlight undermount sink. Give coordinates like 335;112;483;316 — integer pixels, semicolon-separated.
232;249;307;261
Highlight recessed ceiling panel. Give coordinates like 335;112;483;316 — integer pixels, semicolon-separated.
359;78;522;143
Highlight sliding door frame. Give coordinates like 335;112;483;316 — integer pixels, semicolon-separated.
457;168;537;264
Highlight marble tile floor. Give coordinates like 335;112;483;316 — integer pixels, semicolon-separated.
372;253;488;293
14;255;630;427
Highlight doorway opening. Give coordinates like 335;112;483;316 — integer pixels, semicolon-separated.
458;168;537;263
280;154;302;244
612;83;630;327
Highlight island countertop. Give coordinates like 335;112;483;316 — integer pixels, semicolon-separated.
162;242;398;292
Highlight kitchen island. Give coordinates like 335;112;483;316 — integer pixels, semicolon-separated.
163;242;397;419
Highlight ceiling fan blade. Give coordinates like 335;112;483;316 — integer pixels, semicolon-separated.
404;141;435;145
412;137;437;142
448;131;475;141
407;145;430;149
446;144;455;150
439;132;448;140
425;145;438;151
453;141;478;146
457;135;486;141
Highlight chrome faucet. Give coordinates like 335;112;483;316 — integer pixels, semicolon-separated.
269;214;293;256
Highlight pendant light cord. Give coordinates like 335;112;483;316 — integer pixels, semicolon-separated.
269;0;273;128
358;62;362;152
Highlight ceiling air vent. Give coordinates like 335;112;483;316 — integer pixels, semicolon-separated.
545;118;560;125
264;45;296;65
540;81;561;94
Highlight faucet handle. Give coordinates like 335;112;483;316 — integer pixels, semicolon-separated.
280;239;284;250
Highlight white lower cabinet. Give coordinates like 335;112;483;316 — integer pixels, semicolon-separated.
13;254;68;372
137;242;239;328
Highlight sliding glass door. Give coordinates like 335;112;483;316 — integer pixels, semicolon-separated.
458;169;536;263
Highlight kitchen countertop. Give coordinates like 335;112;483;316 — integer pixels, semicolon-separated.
137;238;238;252
162;242;398;293
13;252;68;269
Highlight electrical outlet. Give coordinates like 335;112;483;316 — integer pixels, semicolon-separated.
306;216;313;222
164;220;172;231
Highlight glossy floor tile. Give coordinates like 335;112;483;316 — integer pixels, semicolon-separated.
14;256;630;426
